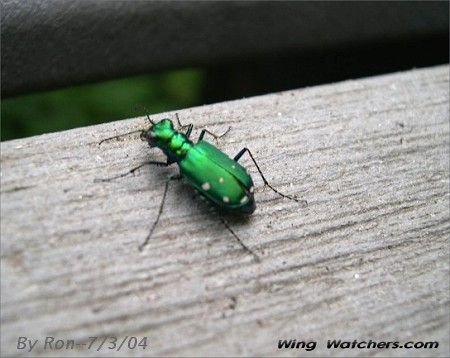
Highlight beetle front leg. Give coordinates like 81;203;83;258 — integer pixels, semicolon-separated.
198;127;231;142
175;113;194;138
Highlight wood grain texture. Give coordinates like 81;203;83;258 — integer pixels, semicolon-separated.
1;65;449;357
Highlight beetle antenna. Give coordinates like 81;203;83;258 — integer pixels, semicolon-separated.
146;113;154;125
98;129;144;146
140;106;154;125
132;103;155;125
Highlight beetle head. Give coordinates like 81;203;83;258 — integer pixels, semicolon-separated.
140;118;174;147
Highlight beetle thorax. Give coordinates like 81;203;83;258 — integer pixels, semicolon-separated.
149;119;193;160
165;132;193;158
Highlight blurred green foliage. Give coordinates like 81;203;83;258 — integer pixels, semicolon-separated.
1;69;205;141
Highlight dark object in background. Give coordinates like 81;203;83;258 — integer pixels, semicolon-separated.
2;1;448;97
203;34;449;103
1;1;448;140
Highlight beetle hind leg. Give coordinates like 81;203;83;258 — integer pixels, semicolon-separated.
233;147;307;206
219;217;260;262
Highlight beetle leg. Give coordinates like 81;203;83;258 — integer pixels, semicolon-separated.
176;112;231;141
185;124;194;138
175;113;194;138
233;148;307;205
198;126;231;142
95;160;172;182
175;112;184;127
219;217;260;262
139;174;182;251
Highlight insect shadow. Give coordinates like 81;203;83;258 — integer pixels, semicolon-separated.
96;113;307;262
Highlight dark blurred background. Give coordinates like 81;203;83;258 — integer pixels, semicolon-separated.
1;1;448;141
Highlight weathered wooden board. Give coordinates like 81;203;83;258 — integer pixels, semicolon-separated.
1;65;449;357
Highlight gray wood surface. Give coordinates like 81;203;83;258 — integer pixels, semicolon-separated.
1;65;449;357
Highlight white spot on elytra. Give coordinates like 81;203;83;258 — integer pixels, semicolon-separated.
223;196;230;203
219;177;224;184
240;196;249;204
202;182;210;191
249;186;254;193
231;165;236;169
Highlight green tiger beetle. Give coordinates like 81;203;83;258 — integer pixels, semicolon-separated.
98;114;306;261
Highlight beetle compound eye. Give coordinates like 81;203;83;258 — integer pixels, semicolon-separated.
141;130;157;145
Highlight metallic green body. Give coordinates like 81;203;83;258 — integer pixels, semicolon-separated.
146;119;255;214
